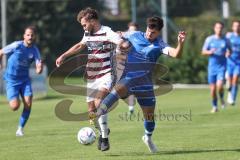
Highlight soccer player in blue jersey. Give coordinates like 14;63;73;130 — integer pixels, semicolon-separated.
226;20;240;106
90;16;186;153
202;21;231;113
0;26;43;136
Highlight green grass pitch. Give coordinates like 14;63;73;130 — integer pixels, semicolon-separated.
1;88;240;160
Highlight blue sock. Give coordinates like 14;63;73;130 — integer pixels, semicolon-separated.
19;108;31;128
144;120;155;136
212;98;217;108
231;85;238;102
98;89;120;114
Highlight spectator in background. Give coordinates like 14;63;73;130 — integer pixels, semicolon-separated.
128;22;139;32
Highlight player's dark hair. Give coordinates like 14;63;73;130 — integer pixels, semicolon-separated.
232;20;240;24
77;7;99;23
146;16;163;31
24;25;37;34
128;22;139;29
214;21;224;27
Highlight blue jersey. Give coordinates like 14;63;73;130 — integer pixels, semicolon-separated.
226;32;240;64
202;35;230;74
2;41;41;84
123;31;169;78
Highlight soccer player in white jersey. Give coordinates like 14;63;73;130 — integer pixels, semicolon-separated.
55;7;122;151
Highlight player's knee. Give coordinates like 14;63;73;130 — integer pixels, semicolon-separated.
88;101;96;112
115;84;128;98
9;102;20;111
22;99;32;108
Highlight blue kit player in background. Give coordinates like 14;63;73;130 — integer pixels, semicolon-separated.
90;16;186;153
202;21;231;113
0;26;43;136
226;20;240;106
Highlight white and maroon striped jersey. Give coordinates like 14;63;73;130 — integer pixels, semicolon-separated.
81;26;121;80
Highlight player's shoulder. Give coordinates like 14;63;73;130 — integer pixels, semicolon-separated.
11;40;23;48
205;35;215;42
127;31;143;38
226;32;233;36
226;32;234;38
131;31;142;36
100;25;113;32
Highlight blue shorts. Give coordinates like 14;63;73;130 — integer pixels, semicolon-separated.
227;62;240;77
5;80;33;101
118;74;156;107
208;68;225;84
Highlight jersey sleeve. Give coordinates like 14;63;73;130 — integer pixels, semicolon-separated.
202;37;211;51
225;32;232;39
33;46;41;64
226;38;232;51
122;31;138;40
80;32;88;45
2;41;20;54
158;39;170;55
107;29;122;45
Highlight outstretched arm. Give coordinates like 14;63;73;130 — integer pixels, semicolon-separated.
168;31;186;58
56;42;86;67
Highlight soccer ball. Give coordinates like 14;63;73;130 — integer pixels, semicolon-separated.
77;127;96;145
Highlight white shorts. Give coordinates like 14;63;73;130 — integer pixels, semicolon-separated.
86;73;113;102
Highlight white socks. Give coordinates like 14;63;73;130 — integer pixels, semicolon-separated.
98;114;108;138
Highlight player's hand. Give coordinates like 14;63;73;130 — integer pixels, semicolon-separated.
56;55;64;67
225;50;231;57
36;60;43;74
178;31;186;43
209;48;217;55
117;40;132;55
116;31;124;37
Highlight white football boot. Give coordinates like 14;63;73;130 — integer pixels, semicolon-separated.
142;135;158;153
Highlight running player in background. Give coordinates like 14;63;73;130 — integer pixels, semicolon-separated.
127;22;138;32
55;7;122;151
202;21;231;113
90;16;186;153
226;20;240;106
0;26;43;136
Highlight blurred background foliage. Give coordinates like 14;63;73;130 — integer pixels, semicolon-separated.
1;0;240;83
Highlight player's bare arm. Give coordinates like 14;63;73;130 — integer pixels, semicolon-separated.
202;48;216;56
56;42;86;67
168;31;187;58
36;60;43;74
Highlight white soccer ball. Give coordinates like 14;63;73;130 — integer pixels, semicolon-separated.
77;127;96;145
